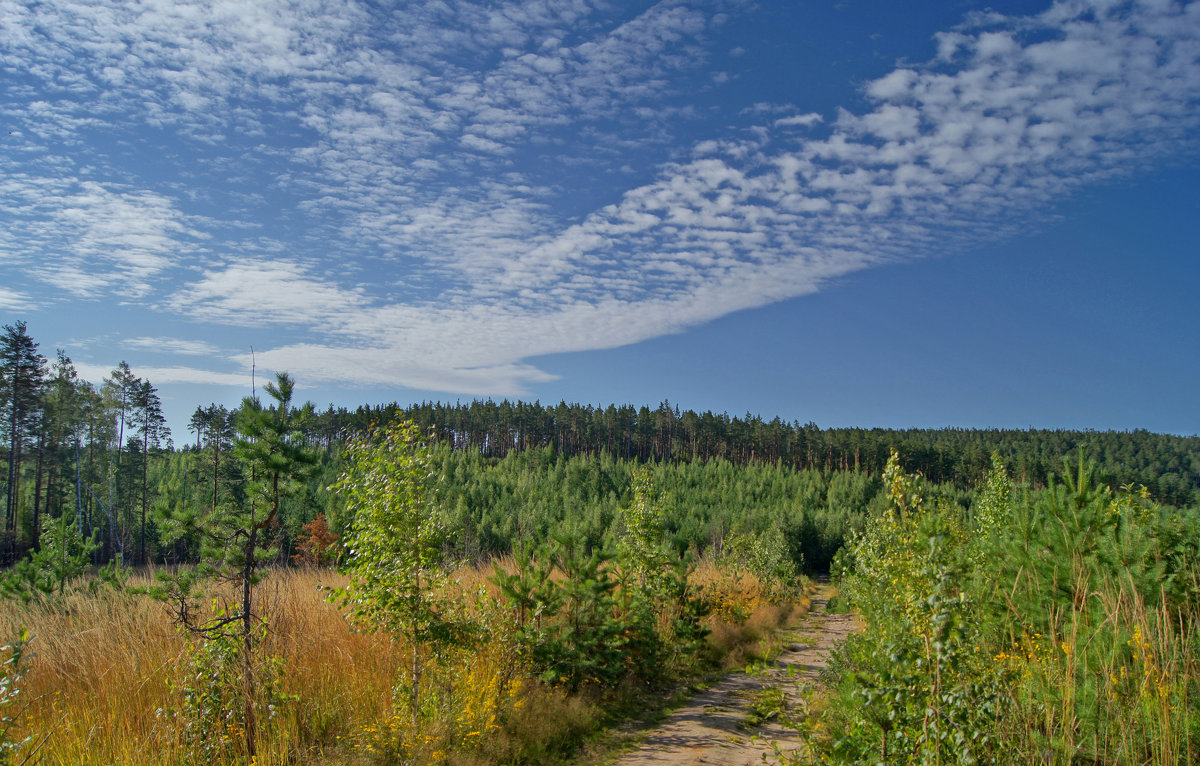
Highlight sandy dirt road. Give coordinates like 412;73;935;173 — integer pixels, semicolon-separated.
609;585;856;766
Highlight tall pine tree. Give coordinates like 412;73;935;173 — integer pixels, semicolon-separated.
131;379;168;564
1;321;46;557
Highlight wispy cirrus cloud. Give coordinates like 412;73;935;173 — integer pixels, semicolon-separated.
0;177;203;299
72;361;251;389
0;287;35;313
122;337;222;357
2;0;1198;397
2;0;728;306
171;260;369;328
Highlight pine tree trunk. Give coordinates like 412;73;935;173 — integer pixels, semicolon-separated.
212;438;220;512
242;523;258;758
5;382;18;536
140;431;148;564
32;432;45;550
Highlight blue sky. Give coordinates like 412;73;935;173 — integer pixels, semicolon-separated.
2;0;1198;441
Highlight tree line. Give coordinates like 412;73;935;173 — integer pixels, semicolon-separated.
322;399;1200;506
1;321;167;565
3;319;1198;568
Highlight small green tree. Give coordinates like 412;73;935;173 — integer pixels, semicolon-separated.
1;513;103;602
618;467;671;592
717;525;799;599
332;417;463;722
613;469;709;678
540;534;628;689
970;451;1012;567
152;372;315;758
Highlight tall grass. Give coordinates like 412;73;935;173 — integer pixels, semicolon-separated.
805;452;1200;765
0;569;396;764
993;572;1198;764
1;561;804;765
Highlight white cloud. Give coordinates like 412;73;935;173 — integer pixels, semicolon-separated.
0;177;200;300
73;361;250;388
171;260;368;328
775;112;824;128
0;287;36;312
122;337;221;356
2;0;1198;398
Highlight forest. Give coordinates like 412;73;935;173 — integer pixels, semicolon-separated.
1;320;1197;570
2;319;1199;764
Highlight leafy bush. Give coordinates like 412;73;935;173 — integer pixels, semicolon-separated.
804;450;1200;765
0;630;35;766
159;622;292;762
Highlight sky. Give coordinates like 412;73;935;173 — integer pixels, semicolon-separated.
2;0;1199;442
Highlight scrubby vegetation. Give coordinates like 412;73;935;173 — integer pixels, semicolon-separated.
0;413;812;765
801;450;1200;765
0;561;805;764
2;319;1198;764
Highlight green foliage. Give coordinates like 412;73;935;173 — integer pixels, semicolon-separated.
614;468;709;675
0;513;119;603
718;525;799;599
491;471;714;693
429;450;885;573
491;541;557;634
6;313;1200;575
973;452;1012;534
496;531;693;692
617;467;671;591
808;450;1200;765
152;372;316;622
744;684;788;728
158;616;292;762
2;321;46;555
148;372;316;759
334;418;444;635
819;450;1002;764
532;535;630;690
0;629;36;766
329;398;1200;507
333;417;472;721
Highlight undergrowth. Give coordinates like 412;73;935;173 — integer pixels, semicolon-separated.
0;558;805;765
796;450;1200;765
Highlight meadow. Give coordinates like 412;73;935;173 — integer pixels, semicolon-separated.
1;384;1197;766
0;558;807;766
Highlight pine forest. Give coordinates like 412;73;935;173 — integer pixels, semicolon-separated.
1;320;1197;765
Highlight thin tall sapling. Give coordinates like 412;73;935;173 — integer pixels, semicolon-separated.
332;417;467;723
151;372;315;758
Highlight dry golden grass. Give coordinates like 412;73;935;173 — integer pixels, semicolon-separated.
0;568;397;765
693;560;813;670
0;561;808;765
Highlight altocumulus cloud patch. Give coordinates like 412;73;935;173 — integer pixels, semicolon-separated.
1;0;1198;394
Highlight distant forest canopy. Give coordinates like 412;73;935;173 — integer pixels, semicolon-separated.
316;399;1200;507
2;319;1199;569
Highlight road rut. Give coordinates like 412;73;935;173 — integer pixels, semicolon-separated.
610;585;856;766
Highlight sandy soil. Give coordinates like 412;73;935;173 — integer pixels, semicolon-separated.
608;584;857;766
